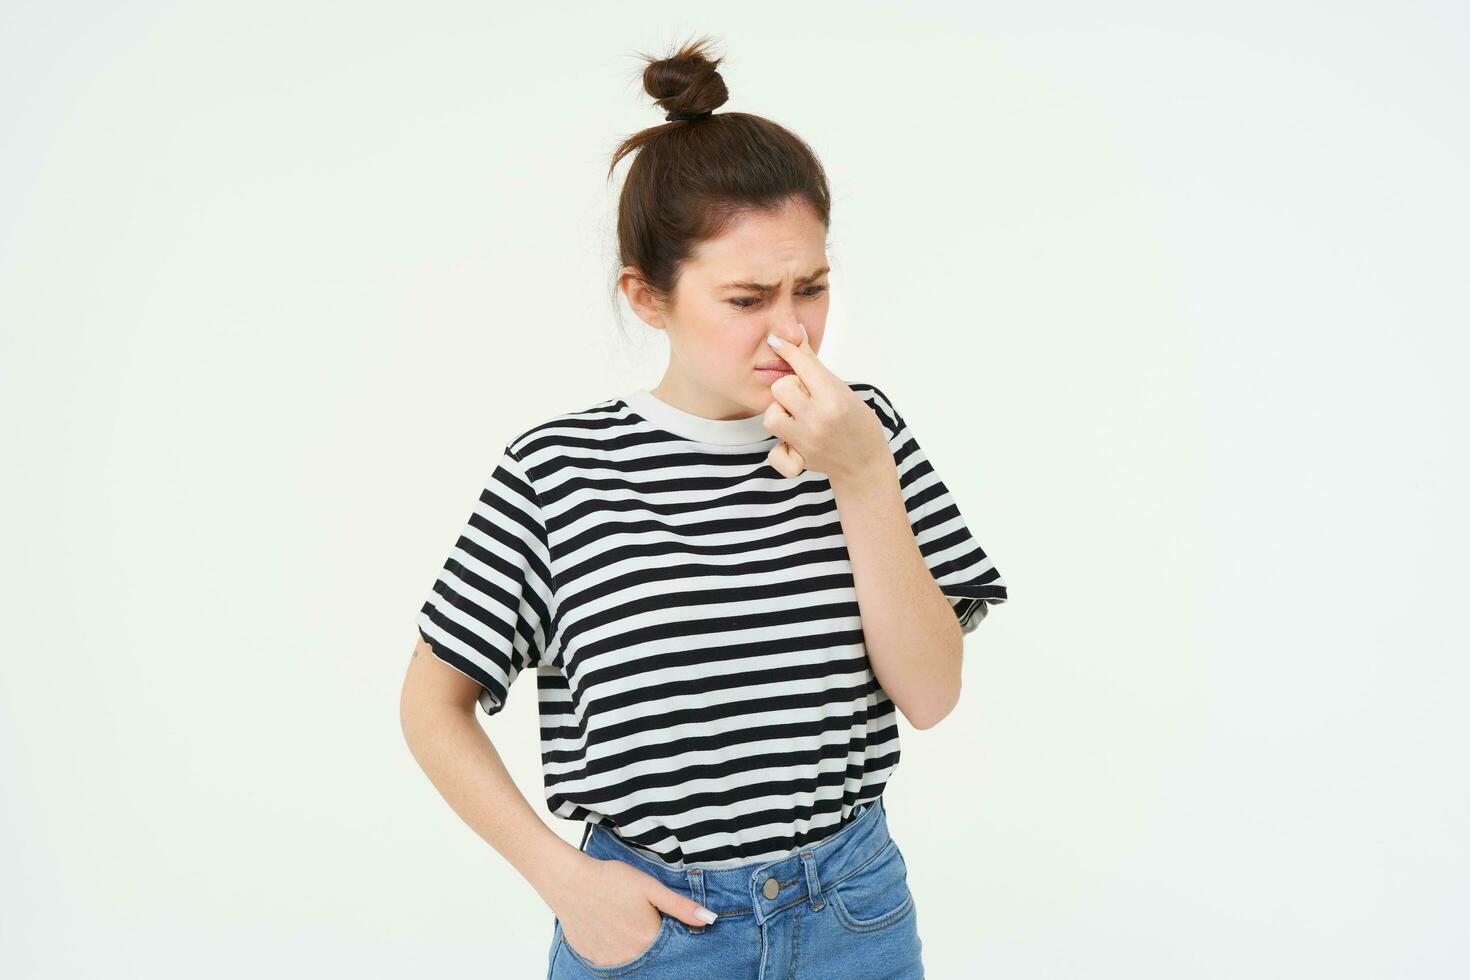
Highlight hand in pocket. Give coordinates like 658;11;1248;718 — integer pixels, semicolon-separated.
555;855;717;967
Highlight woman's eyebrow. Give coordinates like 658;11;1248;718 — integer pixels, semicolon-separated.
718;265;830;292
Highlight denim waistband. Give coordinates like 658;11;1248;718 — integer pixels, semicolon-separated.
580;797;893;926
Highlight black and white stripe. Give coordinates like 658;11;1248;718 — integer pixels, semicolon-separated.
416;381;1007;868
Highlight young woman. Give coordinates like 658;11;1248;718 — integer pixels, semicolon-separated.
400;36;1008;980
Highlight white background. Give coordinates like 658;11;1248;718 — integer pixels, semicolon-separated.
3;2;1465;977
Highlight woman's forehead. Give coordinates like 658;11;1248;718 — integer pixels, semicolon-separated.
687;216;828;282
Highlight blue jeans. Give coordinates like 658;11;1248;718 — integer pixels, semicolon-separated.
546;796;925;978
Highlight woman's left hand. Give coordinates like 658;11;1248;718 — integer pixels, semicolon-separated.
761;323;892;483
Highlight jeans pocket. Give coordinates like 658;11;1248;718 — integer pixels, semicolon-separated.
558;912;674;976
827;839;916;934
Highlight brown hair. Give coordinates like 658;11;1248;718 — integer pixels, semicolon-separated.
608;35;833;322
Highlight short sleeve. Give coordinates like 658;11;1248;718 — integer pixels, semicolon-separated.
865;384;1009;635
415;443;554;716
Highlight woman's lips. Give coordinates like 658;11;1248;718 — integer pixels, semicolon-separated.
755;363;794;376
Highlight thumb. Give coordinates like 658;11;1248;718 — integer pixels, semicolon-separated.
652;886;719;928
767;440;807;479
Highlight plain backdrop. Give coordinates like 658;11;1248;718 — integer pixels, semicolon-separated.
3;2;1466;977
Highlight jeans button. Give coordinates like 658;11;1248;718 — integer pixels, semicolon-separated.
762;876;780;900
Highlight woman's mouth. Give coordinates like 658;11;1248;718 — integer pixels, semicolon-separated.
755;363;794;377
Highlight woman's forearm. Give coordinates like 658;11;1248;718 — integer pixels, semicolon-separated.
400;700;592;913
829;456;965;730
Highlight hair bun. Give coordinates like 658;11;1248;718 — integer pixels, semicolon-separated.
638;35;729;121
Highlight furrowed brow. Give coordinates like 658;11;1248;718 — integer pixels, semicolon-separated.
720;265;831;292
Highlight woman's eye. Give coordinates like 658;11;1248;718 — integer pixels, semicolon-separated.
728;285;827;310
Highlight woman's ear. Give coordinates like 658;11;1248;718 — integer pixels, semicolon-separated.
618;265;667;330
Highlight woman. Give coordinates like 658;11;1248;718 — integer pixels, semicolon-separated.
400;36;1009;979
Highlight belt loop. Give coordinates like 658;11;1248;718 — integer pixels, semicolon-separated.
799;849;824;911
685;869;707;934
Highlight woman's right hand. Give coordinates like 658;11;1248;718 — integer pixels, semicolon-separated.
554;855;719;967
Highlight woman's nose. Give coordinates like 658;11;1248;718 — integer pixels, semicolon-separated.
769;320;804;346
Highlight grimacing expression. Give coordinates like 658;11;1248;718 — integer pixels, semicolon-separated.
659;198;831;410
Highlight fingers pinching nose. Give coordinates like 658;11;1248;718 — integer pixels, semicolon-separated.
767;324;808;350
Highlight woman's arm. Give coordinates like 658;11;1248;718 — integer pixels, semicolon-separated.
400;637;718;963
399;636;590;911
759;328;965;731
829;459;964;730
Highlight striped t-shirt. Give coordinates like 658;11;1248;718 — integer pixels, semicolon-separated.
415;381;1008;869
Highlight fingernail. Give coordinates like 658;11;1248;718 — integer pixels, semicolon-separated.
695;906;718;924
799;322;807;341
766;334;783;348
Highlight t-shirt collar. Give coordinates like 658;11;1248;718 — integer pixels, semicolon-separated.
623;388;776;446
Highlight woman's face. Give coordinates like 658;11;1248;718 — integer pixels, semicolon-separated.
621;196;831;419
